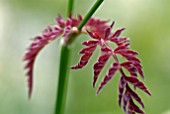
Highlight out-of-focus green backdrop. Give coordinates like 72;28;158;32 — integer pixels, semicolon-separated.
0;0;170;114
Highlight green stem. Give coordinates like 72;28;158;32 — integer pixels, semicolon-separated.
55;44;71;114
54;0;75;113
78;0;104;30
68;0;74;16
54;0;105;114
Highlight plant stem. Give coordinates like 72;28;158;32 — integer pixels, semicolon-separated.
55;0;105;114
68;0;74;16
78;0;104;30
54;0;75;113
55;43;71;114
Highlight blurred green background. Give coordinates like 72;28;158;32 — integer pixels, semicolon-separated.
0;0;170;114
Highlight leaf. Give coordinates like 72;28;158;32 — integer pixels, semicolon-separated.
23;26;62;98
82;40;98;46
123;90;131;112
93;53;111;87
110;28;125;38
101;46;112;54
110;37;130;46
114;43;130;53
104;21;115;39
121;61;144;79
117;50;138;57
79;46;96;54
71;46;97;69
126;85;144;108
121;62;138;77
56;15;65;28
97;62;119;94
125;76;151;96
86;30;101;40
87;18;109;37
128;98;145;114
118;76;127;106
63;26;71;37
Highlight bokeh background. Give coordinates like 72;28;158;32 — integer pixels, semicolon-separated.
0;0;170;114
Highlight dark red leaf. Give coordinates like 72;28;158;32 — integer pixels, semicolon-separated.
117;50;138;58
126;56;141;64
71;46;96;69
86;30;101;40
101;46;112;53
97;62;119;94
93;54;111;87
24;27;62;97
135;64;144;79
105;27;111;39
129;98;145;114
79;46;96;54
121;61;144;79
123;90;131;112
114;43;130;53
86;18;109;38
121;61;132;67
121;62;138;77
104;22;114;39
110;28;125;38
125;76;151;96
118;76;127;106
126;50;138;56
126;85;144;108
82;40;98;46
110;37;130;46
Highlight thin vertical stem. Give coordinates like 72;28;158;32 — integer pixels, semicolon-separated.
54;0;75;113
68;0;74;16
78;0;104;30
55;44;71;114
55;0;105;114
